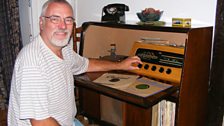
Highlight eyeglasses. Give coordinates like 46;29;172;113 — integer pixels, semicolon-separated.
43;15;74;25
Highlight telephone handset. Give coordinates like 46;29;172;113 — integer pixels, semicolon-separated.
101;3;129;23
103;4;129;15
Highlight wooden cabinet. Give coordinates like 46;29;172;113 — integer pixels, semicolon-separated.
75;22;213;126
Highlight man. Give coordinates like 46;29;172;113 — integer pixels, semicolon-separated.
7;0;142;126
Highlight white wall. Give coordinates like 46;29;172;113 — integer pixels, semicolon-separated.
75;0;217;27
19;0;31;46
20;0;217;45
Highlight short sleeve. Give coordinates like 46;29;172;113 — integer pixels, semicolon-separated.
19;66;50;120
62;45;89;75
70;51;89;75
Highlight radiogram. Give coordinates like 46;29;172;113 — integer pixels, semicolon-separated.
76;22;213;126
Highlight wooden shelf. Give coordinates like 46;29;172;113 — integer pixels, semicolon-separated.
75;72;179;108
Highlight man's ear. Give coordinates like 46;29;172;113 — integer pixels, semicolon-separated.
39;17;44;30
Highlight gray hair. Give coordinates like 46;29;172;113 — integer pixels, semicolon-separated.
40;0;73;16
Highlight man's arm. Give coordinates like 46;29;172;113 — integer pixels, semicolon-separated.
30;117;60;126
87;56;142;72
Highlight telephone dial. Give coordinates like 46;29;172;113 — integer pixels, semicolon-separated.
101;3;129;23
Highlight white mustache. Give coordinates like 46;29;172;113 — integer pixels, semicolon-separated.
53;29;70;35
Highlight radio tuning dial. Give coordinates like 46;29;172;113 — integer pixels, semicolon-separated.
166;68;172;74
144;64;149;70
138;64;143;68
159;67;164;73
151;66;157;71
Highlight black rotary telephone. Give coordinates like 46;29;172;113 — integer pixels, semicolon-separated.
101;3;129;23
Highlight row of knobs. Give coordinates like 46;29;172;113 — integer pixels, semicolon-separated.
138;64;172;74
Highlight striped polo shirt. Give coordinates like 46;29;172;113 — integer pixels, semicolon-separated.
8;35;89;126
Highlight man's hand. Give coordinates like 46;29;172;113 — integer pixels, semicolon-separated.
119;56;142;70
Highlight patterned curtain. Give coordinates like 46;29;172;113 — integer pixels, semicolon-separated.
0;0;22;110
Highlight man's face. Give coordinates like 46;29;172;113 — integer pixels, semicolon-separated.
40;2;74;48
